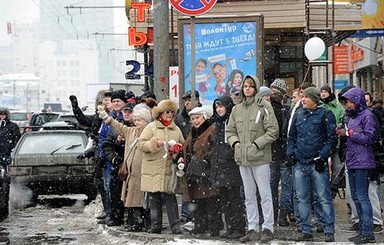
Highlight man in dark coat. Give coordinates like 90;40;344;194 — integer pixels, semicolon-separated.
268;79;292;227
0;107;21;169
210;95;246;239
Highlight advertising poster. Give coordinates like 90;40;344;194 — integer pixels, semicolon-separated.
179;15;263;105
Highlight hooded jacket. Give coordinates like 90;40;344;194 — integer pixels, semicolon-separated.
342;88;377;170
226;75;279;166
0;107;21;159
210;95;242;187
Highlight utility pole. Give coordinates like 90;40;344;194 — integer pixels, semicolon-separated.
153;0;169;101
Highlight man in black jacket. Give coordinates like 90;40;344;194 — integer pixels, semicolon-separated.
0;107;21;170
268;79;292;227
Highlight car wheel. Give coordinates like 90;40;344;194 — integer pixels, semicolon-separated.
0;181;10;221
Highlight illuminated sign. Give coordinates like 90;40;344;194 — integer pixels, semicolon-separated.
128;3;151;46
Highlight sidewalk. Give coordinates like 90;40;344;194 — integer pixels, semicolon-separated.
101;190;384;244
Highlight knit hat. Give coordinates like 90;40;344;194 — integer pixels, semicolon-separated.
133;107;152;123
303;87;321;104
270;78;287;94
320;85;332;94
259;86;271;97
125;91;136;104
111;90;127;102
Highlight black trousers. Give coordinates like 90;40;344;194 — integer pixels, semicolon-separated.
109;173;125;222
148;192;180;232
192;196;222;233
219;186;247;232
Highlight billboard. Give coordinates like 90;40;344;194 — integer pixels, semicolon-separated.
178;15;263;105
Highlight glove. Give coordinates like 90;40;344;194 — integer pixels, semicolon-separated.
287;155;297;167
97;105;108;120
69;95;78;108
335;126;353;137
314;157;327;172
169;143;183;154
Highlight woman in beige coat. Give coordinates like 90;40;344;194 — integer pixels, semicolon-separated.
138;99;184;234
98;105;153;232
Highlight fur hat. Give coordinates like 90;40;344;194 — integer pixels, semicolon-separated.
259;86;271;97
270;78;287;94
111;90;127;102
152;99;178;119
133;107;152;123
303;87;321;104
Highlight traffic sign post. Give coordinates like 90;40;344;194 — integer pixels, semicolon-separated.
169;0;217;16
169;0;217;107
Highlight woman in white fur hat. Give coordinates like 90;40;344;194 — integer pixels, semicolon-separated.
137;99;184;234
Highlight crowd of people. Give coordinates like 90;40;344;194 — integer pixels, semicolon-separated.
66;76;384;244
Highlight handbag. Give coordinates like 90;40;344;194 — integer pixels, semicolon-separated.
186;155;210;182
118;162;128;181
167;162;183;194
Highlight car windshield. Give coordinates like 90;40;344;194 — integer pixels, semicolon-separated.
10;113;28;121
18;133;85;155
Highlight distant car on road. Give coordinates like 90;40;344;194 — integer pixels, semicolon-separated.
9;110;31;134
9;130;97;205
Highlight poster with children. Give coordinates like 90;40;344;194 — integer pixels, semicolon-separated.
181;16;262;105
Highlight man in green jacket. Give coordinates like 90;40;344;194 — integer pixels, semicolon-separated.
226;75;279;243
320;85;345;197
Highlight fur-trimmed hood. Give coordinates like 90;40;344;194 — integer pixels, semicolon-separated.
151;99;178;119
0;107;10;120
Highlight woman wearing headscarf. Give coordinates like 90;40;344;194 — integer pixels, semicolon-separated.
137;99;184;234
182;107;221;237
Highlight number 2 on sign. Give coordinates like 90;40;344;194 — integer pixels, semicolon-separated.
171;84;177;97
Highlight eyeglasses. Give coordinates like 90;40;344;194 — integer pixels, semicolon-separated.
164;111;175;115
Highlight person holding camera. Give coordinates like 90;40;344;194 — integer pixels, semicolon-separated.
287;87;337;242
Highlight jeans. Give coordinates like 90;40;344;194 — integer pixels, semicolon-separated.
103;165;112;217
346;172;383;226
270;160;293;219
279;161;293;213
348;169;374;237
294;162;335;234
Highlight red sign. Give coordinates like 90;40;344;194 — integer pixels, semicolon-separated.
170;0;217;16
334;46;350;74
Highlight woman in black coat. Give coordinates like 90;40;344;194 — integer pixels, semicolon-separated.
210;95;247;239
